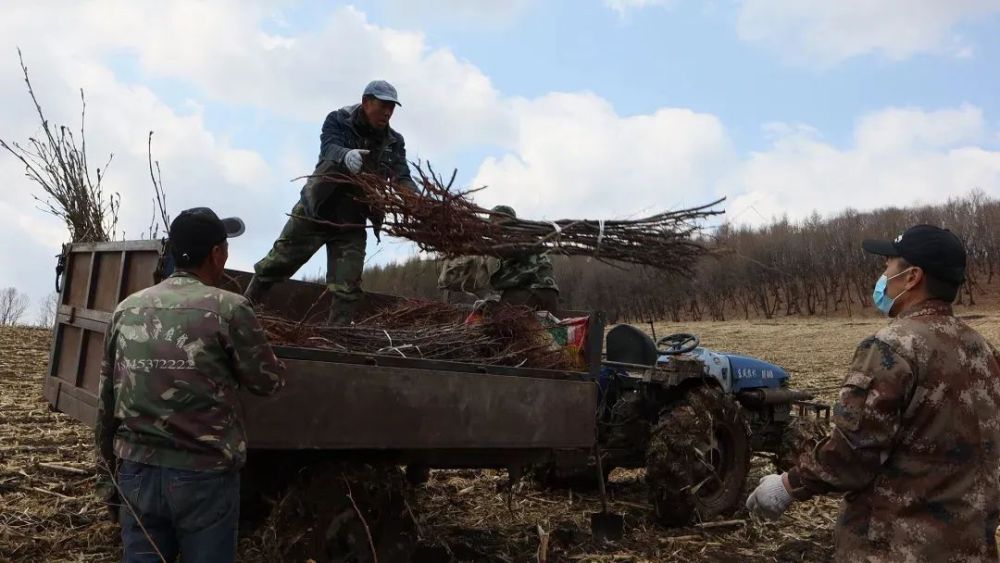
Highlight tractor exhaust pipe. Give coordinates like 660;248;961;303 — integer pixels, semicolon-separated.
736;388;814;408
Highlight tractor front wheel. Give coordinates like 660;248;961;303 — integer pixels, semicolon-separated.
645;385;751;526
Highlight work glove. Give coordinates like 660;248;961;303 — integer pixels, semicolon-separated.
745;473;793;520
343;149;370;174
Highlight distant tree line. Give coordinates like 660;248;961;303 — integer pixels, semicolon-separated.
0;288;58;328
358;190;1000;322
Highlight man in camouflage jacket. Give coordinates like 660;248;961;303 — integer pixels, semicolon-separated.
95;208;285;563
746;224;1000;562
245;80;417;325
438;205;560;311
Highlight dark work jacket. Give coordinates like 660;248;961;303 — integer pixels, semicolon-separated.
300;104;415;221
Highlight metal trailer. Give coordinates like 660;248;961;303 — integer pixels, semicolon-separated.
44;240;607;474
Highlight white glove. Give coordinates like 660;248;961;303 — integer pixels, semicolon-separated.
343;149;370;173
745;473;793;520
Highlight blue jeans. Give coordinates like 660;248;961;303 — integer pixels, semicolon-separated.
117;460;240;563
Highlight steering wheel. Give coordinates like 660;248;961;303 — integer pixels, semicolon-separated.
656;333;700;355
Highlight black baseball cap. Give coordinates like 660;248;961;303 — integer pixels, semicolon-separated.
862;224;966;283
169;207;245;258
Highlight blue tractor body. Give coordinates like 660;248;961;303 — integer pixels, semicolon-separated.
658;348;789;393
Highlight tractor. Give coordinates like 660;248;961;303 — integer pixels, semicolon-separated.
534;324;829;526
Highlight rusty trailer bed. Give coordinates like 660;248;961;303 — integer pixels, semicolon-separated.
44;240;600;465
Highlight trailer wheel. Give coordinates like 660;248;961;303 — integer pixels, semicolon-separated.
242;462;417;562
775;416;829;472
530;392;645;491
645;385;750;526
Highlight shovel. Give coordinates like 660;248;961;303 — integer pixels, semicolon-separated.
589;445;625;541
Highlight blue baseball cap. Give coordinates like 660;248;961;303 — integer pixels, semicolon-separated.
363;80;401;106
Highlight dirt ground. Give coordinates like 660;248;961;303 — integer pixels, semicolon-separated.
3;308;1000;562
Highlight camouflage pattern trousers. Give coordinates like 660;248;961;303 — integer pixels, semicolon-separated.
253;200;367;303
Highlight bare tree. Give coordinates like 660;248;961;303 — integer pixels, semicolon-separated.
0;287;30;327
35;291;58;328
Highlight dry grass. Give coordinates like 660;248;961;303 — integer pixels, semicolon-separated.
3;307;999;561
412;467;839;562
654;304;1000;405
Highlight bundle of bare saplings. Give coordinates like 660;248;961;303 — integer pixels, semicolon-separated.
258;299;581;370
296;164;725;275
0;51;123;243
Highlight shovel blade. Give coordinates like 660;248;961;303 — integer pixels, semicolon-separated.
590;511;625;541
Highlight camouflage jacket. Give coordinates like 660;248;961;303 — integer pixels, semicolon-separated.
490;252;559;292
437;255;500;296
95;271;285;472
786;300;1000;562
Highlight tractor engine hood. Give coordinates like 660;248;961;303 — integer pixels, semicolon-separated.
659;349;789;393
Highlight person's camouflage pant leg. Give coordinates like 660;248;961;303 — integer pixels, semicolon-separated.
253;201;328;283
252;189;369;324
325;227;367;324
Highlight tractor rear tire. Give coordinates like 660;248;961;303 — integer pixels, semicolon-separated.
645;385;751;526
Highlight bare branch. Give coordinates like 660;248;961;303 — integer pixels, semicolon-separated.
147;131;170;236
305;163;724;275
0;49;119;242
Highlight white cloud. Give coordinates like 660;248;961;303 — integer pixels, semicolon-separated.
854;105;985;153
65;1;512;156
727;105;1000;224
472;92;735;218
736;0;1000;64
472;99;1000;230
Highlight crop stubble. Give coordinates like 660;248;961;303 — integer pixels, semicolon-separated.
3;311;997;562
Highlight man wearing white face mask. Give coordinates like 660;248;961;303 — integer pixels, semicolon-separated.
746;224;1000;562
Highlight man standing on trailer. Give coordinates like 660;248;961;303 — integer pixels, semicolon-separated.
245;80;417;325
95;207;285;563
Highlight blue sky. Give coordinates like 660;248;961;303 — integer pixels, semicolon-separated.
1;0;999;318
